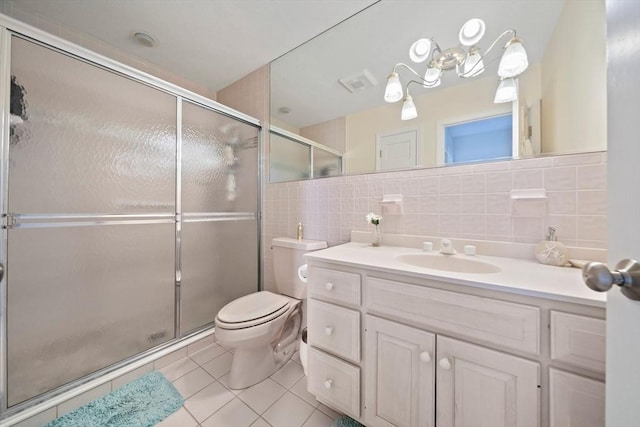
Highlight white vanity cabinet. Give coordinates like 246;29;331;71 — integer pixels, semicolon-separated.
364;315;435;427
548;312;606;427
363;284;540;427
305;247;606;427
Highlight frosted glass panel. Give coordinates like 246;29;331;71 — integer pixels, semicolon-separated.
181;220;258;333
6;224;176;406
9;37;176;214
182;101;259;213
313;147;342;178
269;132;311;183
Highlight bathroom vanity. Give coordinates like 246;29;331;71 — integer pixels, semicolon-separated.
305;242;606;427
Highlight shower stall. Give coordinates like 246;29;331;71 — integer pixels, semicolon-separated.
0;20;260;416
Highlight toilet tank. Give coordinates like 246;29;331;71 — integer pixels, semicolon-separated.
272;237;327;299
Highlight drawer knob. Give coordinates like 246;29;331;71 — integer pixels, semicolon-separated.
439;357;452;370
420;351;431;363
325;326;334;336
324;379;333;389
325;282;335;291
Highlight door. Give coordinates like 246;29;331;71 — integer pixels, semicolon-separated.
180;100;259;333
436;336;540;427
3;36;177;407
605;1;640;425
375;128;418;171
364;315;435;427
549;368;605;427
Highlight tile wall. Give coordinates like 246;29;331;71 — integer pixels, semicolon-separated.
262;152;607;291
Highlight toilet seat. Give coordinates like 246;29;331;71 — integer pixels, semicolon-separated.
216;291;291;330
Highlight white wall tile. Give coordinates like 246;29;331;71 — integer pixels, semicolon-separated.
513;169;544;189
553;152;604;166
460;174;486;193
511;199;548;217
486;193;510;214
486;215;513;236
460;194;485;214
513;217;543;238
418;177;439;195
460;215;486;235
440;215;460;234
578;216;607;241
578;190;607;215
509;157;554;170
262;146;607;275
578;164;607;189
439;176;461;194
486;171;513;192
547;191;577;214
438;195;461;213
544;167;577;190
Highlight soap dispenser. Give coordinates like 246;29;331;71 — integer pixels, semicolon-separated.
535;227;568;266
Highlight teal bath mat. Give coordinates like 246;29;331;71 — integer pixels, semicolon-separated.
332;415;365;427
45;372;183;427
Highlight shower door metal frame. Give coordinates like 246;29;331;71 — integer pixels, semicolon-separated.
0;13;262;418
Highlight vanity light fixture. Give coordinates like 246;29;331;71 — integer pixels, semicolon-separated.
494;77;518;103
384;18;529;120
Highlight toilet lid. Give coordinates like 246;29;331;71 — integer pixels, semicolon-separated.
217;291;290;324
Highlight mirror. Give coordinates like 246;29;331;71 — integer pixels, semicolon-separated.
270;0;606;178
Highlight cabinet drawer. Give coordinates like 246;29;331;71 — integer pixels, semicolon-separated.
309;266;361;306
366;277;540;354
551;311;606;373
308;299;360;363
308;347;360;419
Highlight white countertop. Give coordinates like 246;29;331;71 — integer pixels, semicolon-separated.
305;242;607;308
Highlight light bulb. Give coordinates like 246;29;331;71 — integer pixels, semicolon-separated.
494;78;518;103
401;95;417;120
459;18;486;46
384;72;403;103
423;66;441;88
409;38;432;63
498;38;529;78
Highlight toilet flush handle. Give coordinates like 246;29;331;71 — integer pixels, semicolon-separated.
325;326;334;336
297;264;309;283
324;379;333;389
325;282;334;291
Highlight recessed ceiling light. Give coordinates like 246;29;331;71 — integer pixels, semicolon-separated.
133;32;156;47
278;107;291;114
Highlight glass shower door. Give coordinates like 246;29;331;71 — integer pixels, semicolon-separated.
5;37;177;407
180;100;259;333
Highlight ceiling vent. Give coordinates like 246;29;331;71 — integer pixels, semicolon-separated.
338;69;379;93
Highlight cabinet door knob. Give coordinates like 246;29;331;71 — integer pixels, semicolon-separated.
439;357;452;370
420;351;431;363
325;326;334;336
325;282;334;291
324;379;333;389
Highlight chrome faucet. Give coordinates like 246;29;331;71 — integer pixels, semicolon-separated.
440;239;457;255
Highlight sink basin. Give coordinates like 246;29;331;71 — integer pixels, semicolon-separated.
395;253;501;274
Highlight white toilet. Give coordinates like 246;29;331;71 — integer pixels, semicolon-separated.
214;237;327;389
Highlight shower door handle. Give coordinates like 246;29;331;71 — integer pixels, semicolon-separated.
0;263;3;282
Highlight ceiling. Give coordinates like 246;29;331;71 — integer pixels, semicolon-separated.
2;0;377;92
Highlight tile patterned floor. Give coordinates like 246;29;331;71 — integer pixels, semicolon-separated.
155;344;340;427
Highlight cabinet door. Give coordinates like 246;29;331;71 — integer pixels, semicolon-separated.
549;368;604;427
437;336;540;427
364;315;435;427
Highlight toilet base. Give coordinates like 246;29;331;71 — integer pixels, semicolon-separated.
228;338;297;389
